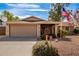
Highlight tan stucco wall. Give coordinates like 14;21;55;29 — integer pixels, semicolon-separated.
6;25;9;36
37;24;40;38
9;24;37;37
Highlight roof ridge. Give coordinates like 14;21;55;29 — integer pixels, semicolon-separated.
22;16;46;22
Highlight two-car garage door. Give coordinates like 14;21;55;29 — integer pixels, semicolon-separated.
9;24;37;38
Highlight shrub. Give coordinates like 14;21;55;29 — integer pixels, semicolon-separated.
73;28;79;34
40;34;46;40
32;40;59;56
52;34;56;38
57;30;68;38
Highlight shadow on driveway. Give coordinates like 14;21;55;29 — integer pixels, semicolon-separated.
0;36;37;41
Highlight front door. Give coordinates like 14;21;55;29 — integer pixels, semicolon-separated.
41;24;52;37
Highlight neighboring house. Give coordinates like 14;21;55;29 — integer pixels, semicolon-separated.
0;19;6;35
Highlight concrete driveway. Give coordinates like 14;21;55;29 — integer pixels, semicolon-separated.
0;36;36;56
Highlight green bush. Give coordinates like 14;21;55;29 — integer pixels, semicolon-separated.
57;30;68;38
40;35;46;40
32;40;59;56
73;28;79;34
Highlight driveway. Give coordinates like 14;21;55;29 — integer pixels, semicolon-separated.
0;36;36;56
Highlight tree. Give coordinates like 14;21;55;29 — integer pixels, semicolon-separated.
0;14;3;19
49;3;70;21
49;3;70;38
0;19;3;25
2;10;14;21
49;3;62;21
14;16;20;21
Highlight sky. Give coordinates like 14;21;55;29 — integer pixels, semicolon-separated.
0;3;50;20
0;3;79;20
65;3;79;14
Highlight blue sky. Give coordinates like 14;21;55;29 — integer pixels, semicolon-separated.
0;3;50;20
65;3;79;14
0;3;79;20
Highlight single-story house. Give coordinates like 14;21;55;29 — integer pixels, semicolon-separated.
6;16;79;40
6;16;60;39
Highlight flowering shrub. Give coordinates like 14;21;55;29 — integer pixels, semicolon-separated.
32;40;59;56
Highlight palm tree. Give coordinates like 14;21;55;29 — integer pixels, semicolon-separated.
2;10;14;21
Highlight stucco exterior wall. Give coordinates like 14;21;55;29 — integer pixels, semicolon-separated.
37;24;40;38
6;25;9;36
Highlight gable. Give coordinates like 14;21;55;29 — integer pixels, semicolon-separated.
22;16;45;22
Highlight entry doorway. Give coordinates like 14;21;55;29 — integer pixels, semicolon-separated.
40;24;55;39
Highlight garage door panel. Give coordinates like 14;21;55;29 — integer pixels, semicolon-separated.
10;24;37;37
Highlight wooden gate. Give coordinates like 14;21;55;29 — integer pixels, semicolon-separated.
0;27;6;35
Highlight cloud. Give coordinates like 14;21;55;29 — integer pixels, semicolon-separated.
17;15;31;19
0;3;49;20
5;3;49;17
0;8;49;19
25;9;49;11
7;3;49;11
7;3;40;9
7;8;49;14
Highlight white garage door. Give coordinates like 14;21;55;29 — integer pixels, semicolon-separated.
10;24;37;38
